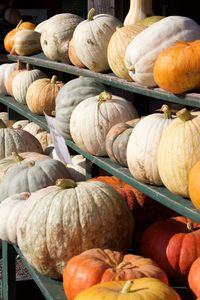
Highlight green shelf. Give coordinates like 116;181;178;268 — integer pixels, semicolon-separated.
7;53;200;108
0;95;200;223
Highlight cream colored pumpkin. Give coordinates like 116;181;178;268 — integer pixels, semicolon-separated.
23;122;44;136
0;63;16;95
17;179;134;278
12;29;42;56
40;13;83;63
70;91;138;156
123;0;154;25
124;16;200;87
73;9;122;72
12;119;30;129
158;109;200;197
34;19;48;34
35;131;52;151
127;105;174;185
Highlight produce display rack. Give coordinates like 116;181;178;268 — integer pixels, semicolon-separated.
0;52;199;299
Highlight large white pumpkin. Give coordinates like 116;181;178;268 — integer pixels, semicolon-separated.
124;16;200;87
70;91;138;156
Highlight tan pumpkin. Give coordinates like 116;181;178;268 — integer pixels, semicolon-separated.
68;38;85;68
12;29;42;56
26;75;64;115
35;131;53;151
6;61;26;96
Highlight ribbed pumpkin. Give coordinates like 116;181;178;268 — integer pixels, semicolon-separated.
26;75;64;115
70;91;138;156
188;161;200;210
188;257;200;298
63;248;168;300
55;76;105;139
23;122;44;135
17;179;134;278
158;108;200;197
6;61;26;96
72;8;122;72
123;0;154;25
140;216;200;281
154;40;200;94
0;63;17;95
12;29;42;56
74;278;180;300
68;38;85;68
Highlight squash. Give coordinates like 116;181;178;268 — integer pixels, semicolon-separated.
6;61;26;96
12;119;30;129
70;91;138;156
63;248;168;300
34;19;48;34
26;75;64;115
74;278;180;300
140;216;200;281
127;105;174;185
40;13;83;63
158;108;200;197
55;76;105;139
0;63;17;95
72;8;122;72
17;179;134;278
124;16;200;87
123;0;154;26
188;161;200;210
12;29;42;56
68;38;85;68
23;122;44;135
188;257;200;298
154;40;200;94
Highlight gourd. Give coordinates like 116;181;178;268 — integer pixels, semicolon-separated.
188;257;200;298
12;119;30;129
68;39;85;68
40;13;83;63
105;118;141;166
124;16;200;87
123;0;153;25
6;61;26;96
70;91;138;156
63;248;168;300
12;64;47;104
188;161;200;210
74;278;180;300
23;122;44;135
55;76;105;139
140;216;200;281
154;40;200;94
0;63;17;95
72;8;122;72
127;105;174;185
0;159;71;202
12;29;42;56
158;108;200;197
17;179;134;278
26;75;64;115
0;192;30;244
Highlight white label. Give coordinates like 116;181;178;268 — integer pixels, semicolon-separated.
44;112;73;165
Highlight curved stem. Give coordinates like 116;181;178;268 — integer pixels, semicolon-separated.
121;280;133;294
88;8;95;21
161;104;172;119
16;19;23;29
51;75;57;84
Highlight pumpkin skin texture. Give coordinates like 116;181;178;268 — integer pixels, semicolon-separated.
26;75;64;115
74;278;180;300
68;39;85;68
140;216;200;281
158;109;200;197
12;29;42;56
188;161;200;210
124;16;200;87
73;9;122;72
63;248;168;300
55;76;105;139
188;257;200;298
70;91;138;156
17;180;134;278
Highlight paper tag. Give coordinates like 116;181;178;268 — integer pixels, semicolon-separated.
44;112;74;165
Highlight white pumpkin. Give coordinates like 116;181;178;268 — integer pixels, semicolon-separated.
124;16;200;87
70;91;138;156
127;105;174;185
23;122;44;135
0;63;16;95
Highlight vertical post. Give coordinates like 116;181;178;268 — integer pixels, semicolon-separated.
2;241;16;300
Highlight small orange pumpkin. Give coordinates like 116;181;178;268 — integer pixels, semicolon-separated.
188;257;200;298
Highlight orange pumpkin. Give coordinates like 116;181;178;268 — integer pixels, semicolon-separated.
188;160;200;210
4;20;36;53
153;40;200;94
63;248;168;300
188;257;200;298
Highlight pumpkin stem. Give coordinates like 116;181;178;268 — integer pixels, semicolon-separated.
98;91;112;102
176;108;194;122
26;63;32;71
16;19;23;29
121;280;133;294
88;8;95;21
23;192;30;200
187;222;193;231
117;261;132;269
0;119;7;128
51;110;56;117
12;152;24;162
161;104;172;119
51;75;57;84
56;178;77;189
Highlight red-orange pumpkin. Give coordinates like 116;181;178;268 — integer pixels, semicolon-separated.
188;257;200;298
63;248;168;300
140;216;200;281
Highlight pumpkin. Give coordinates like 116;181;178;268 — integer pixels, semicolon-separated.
55;76;105;139
12;29;42;56
40;13;83;63
17;179;134;278
0;120;43;159
4;20;36;53
0;63;17;95
123;0;153;26
70;91;138;156
35;131;52;151
158;108;200;197
68;38;85;68
105;118;141;166
188;257;200;298
63;248;168;300
72;8;122;72
127;105;174;185
140;216;200;281
26;75;64;115
74;278;180;300
23;122;44;135
6;61;26;96
34;19;48;34
0;192;30;244
188;161;200;210
12;64;47;104
124;16;200;87
12;119;30;129
107;24;146;81
0;159;71;202
154;40;200;94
